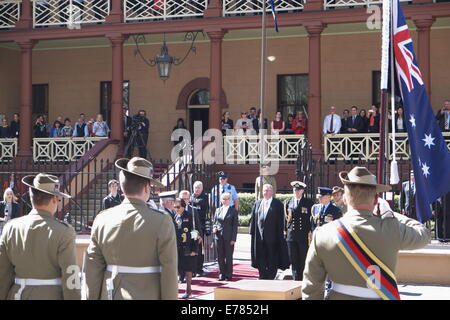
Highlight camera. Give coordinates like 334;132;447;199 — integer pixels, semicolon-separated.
242;121;247;126
131;114;145;130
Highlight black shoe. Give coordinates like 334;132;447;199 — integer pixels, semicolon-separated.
218;275;226;281
225;276;232;281
196;272;206;277
181;292;191;299
179;276;186;283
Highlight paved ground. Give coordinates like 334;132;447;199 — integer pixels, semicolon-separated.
194;234;450;300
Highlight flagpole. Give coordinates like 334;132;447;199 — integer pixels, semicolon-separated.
379;0;391;186
259;0;267;192
389;0;400;185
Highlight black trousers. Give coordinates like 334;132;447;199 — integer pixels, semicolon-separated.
195;241;204;274
216;234;234;279
256;240;278;280
287;239;308;281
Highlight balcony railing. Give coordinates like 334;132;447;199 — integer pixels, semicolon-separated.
0;0;20;29
0;138;18;161
0;0;437;28
124;0;207;22
32;0;110;28
323;0;410;10
324;132;450;161
224;134;306;164
223;0;304;16
32;137;108;162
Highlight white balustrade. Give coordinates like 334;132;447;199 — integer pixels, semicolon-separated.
0;0;21;29
223;0;304;16
324;132;450;161
0;138;18;161
324;0;410;10
224;134;306;164
33;137;107;162
32;0;109;28
124;0;207;22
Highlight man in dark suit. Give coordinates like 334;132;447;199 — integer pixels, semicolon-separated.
213;192;238;281
311;187;342;231
123;108;132;156
284;181;314;281
9;113;20;138
435;100;450;132
434;192;450;243
346;106;364;133
340;109;350;134
250;184;289;280
101;180;124;211
400;170;416;220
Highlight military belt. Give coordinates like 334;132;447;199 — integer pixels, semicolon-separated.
332;283;380;299
105;265;162;300
14;278;62;300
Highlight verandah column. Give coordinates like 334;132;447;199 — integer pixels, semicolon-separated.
16;39;36;158
413;15;435;97
304;21;326;154
15;0;32;28
206;29;227;131
106;0;123;23
107;33;126;144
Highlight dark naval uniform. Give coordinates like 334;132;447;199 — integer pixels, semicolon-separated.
284;196;314;280
311;203;342;231
173;211;199;274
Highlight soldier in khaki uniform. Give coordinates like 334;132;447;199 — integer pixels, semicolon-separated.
0;173;80;300
302;167;431;300
84;157;178;300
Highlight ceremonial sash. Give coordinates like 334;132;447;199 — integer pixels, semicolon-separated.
335;220;400;300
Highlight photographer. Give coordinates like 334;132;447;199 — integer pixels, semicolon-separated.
128;109;149;158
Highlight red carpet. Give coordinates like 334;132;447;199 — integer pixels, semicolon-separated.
177;263;259;300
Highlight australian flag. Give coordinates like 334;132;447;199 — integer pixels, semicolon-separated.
268;0;279;32
391;0;450;222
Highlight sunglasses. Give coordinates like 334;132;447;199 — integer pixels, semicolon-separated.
222;198;230;201
174;206;181;209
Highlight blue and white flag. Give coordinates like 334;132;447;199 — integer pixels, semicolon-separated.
268;0;279;32
391;0;450;222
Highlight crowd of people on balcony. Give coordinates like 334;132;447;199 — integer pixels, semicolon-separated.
32;113;110;138
0;113;20;139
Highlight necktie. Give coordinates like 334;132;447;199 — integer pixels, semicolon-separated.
446;113;449;130
352;116;356;124
330;114;334;132
320;205;326;216
412;183;416;195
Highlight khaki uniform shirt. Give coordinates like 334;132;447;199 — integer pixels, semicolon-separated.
85;198;178;300
302;210;431;300
0;209;80;300
255;176;277;200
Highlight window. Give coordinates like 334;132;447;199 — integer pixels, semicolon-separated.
372;71;381;107
277;74;309;120
100;81;130;124
32;84;49;117
189;89;209;105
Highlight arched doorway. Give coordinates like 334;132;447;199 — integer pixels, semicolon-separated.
188;89;209;138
